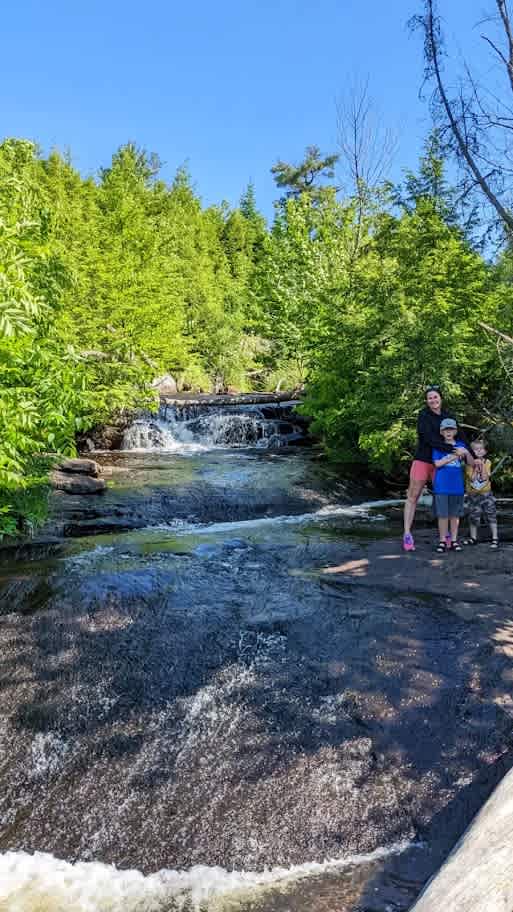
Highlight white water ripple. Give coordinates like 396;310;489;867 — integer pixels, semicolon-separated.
0;841;413;912
149;499;405;538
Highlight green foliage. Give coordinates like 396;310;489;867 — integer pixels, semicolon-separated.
254;191;359;381
258;148;510;470
0;467;51;537
0;139;270;536
1;130;512;539
299;196;491;468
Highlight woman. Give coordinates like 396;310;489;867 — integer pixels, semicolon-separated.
403;386;471;552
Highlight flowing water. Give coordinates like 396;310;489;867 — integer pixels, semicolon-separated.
1;404;512;912
122;401;309;452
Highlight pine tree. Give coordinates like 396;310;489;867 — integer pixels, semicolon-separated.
271;146;339;204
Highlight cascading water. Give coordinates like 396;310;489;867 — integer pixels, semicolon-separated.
122;415;200;452
122;401;308;452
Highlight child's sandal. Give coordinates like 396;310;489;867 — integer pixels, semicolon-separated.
451;541;463;552
490;539;499;549
435;541;447;553
462;538;478;546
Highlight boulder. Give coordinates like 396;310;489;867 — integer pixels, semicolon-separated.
152;374;178;396
51;471;106;495
78;423;127;451
58;458;99;477
96;425;125;450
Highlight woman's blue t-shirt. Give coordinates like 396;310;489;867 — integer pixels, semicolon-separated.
432;440;465;494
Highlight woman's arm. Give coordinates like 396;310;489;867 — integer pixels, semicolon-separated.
418;412;455;453
433;453;460;468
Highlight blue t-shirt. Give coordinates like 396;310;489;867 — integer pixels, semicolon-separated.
432;440;465;494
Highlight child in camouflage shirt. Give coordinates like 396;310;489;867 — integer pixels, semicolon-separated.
464;440;499;549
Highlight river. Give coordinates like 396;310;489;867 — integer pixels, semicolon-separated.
1;402;512;912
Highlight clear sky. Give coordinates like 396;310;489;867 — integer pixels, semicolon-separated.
1;0;495;219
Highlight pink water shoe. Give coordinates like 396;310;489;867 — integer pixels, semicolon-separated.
402;533;415;552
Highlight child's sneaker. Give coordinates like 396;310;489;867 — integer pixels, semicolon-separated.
402;533;415;552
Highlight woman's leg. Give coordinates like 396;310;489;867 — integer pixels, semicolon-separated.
404;478;426;535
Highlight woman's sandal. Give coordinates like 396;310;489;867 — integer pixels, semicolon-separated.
490;539;499;549
451;541;463;552
462;538;478;546
435;541;447;553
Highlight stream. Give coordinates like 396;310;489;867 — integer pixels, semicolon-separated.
1;401;512;912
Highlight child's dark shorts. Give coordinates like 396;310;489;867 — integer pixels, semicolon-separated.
433;494;465;518
467;492;497;525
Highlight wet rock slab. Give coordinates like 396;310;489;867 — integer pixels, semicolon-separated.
0;524;512;895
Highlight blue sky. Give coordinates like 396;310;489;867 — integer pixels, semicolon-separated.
1;0;496;219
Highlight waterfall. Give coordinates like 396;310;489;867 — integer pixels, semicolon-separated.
122;402;307;452
121;416;201;452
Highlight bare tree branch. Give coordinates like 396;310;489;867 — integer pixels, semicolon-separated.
336;78;398;194
479;321;513;345
481;34;510;72
413;0;513;237
424;0;513;231
336;79;398;261
496;0;513;94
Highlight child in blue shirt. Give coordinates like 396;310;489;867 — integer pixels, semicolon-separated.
432;418;474;552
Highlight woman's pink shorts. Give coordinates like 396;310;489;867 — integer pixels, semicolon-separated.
409;460;434;483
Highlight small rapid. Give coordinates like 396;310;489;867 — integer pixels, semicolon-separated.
145;498;403;537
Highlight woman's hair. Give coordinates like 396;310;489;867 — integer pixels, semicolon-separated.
425;385;442;396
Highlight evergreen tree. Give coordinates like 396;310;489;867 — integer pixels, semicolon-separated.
395;132;479;238
271;146;339;204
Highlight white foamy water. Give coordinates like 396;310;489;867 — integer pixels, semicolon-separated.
121;405;304;454
150;499;404;538
122;418;209;454
0;841;412;912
